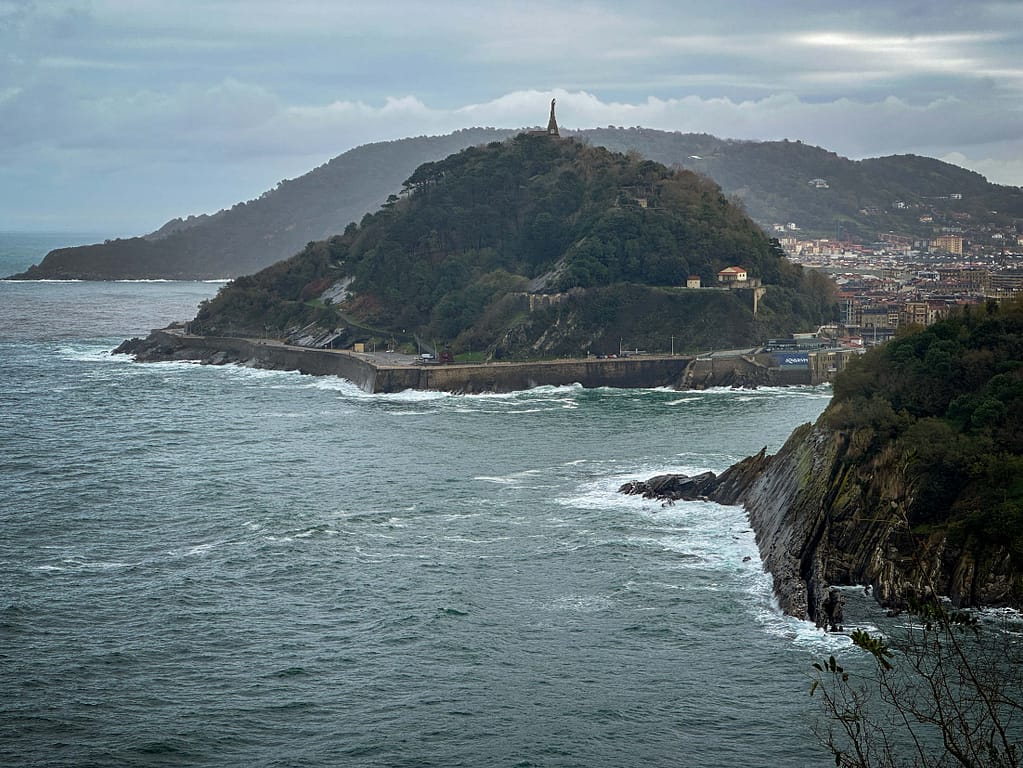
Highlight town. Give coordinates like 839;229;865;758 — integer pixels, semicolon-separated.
772;189;1023;345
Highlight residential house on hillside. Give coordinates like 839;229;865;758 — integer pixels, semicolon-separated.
717;266;748;285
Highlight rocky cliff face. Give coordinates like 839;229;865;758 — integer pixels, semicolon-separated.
622;421;1022;625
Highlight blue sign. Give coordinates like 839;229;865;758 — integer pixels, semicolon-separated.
772;352;809;368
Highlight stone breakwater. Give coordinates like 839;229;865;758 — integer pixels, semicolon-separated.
622;422;1022;626
114;329;698;394
116;328;827;393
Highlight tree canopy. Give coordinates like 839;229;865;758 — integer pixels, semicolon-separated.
194;133;836;357
825;299;1023;564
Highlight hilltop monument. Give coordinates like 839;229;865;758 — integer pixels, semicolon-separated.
547;98;560;136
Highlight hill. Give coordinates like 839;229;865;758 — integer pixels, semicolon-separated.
587;129;1023;240
9;128;1023;280
188;133;835;358
625;299;1023;622
9;128;515;280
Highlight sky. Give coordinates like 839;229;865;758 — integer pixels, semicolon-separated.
2;0;1022;234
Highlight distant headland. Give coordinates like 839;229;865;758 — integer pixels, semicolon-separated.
8;125;1020;282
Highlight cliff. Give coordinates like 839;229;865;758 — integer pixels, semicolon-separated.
623;301;1023;624
185;133;834;361
623;421;1021;625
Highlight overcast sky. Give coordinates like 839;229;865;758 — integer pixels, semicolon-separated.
2;0;1022;234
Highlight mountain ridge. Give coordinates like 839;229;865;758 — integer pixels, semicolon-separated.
123;132;835;360
10;127;1023;281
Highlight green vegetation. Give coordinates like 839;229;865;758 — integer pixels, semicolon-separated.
193;133;836;357
806;307;1023;766
824;299;1023;563
810;596;1022;767
12;127;1022;280
586;128;1023;240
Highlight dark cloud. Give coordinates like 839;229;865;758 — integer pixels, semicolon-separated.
2;0;1021;230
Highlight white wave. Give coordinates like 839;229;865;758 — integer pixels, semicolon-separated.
978;605;1023;624
465;383;585;400
473;468;545;486
676;384;831;398
542;594;615;613
373;388;454;402
58;345;119;363
45;557;140;571
462;404;575;414
166;541;223;557
113;279;174;283
315;381;452;401
561;464;867;655
474;475;519;485
305;376;378;395
556;465;717;510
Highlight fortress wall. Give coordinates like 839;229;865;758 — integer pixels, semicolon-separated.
374;357;692;394
151;331;816;393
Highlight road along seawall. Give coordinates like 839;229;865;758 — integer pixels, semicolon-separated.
135;331;822;393
376;356;694;394
141;331;694;393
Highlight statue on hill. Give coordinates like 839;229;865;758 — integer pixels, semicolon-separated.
547;99;559;136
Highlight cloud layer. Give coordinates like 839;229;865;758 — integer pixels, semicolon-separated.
2;1;1021;232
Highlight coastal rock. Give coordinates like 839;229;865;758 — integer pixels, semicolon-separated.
112;334;185;362
622;421;1023;624
112;330;248;367
619;471;720;500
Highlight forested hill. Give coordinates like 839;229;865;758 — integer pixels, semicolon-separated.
585;129;1023;241
10;127;1022;280
191;133;835;358
776;299;1023;612
824;298;1023;568
620;298;1023;618
9;128;515;280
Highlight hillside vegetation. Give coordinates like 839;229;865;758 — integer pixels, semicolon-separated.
621;298;1023;618
587;128;1023;240
10;127;1022;280
10;129;515;280
192;134;835;358
824;299;1023;564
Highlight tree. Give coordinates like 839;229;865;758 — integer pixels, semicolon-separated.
809;594;1023;767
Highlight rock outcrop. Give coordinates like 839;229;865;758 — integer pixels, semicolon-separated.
622;421;1022;625
113;331;238;365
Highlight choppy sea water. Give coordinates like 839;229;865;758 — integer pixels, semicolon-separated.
2;235;856;767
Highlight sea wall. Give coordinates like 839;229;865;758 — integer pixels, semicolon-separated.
123;330;829;394
683;354;812;388
130;331;693;394
378;357;692;394
142;331;380;391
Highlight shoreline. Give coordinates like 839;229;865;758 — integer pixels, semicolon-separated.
115;328;820;394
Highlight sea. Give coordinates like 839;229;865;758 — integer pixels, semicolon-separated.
1;233;863;767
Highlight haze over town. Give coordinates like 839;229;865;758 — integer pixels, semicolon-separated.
2;0;1022;233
